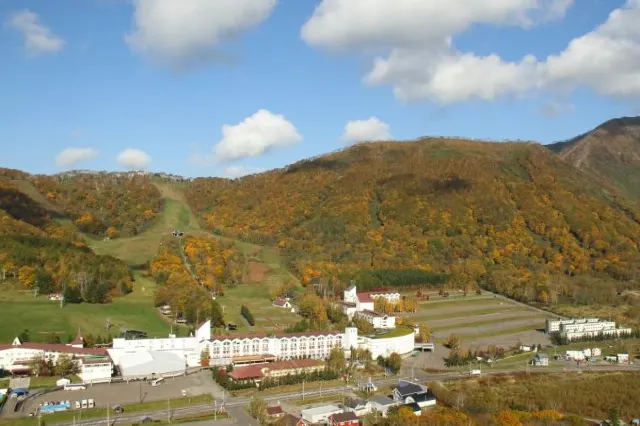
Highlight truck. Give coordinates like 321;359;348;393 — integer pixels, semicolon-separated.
470;369;481;376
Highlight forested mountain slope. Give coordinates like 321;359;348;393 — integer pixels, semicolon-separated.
547;116;640;202
29;171;164;237
0;169;133;302
185;138;640;313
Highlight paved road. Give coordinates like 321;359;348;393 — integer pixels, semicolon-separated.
28;364;640;425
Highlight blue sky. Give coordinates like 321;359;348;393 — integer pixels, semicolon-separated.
1;0;639;177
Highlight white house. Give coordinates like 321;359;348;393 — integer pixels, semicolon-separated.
341;284;398;329
532;353;549;366
356;310;396;329
392;381;437;408
370;396;401;417
344;398;372;416
272;299;292;309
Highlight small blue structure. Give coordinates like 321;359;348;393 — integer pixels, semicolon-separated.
11;388;28;397
40;402;71;414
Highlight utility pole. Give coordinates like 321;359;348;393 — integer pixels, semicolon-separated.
107;403;110;426
168;398;171;423
302;380;305;401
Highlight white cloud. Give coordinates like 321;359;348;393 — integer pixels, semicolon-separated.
302;0;572;50
55;147;99;168
299;1;640;104
222;165;265;178
7;10;65;55
342;117;391;143
116;148;152;170
543;0;640;98
126;0;277;67
214;109;302;162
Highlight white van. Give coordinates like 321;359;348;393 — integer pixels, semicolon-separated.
88;399;95;408
151;378;164;387
75;401;80;409
81;400;88;409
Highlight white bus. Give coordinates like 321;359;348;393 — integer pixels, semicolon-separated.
64;384;87;391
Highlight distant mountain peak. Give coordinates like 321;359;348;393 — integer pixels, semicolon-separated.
546;116;640;201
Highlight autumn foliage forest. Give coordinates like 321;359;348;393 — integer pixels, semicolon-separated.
151;234;245;322
31;171;164;237
0;169;133;303
184;138;640;324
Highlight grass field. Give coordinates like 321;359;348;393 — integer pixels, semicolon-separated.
0;273;180;342
0;180;305;342
402;293;552;350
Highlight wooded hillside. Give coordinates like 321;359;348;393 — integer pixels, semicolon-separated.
0;176;133;302
30;172;163;237
184;138;640;320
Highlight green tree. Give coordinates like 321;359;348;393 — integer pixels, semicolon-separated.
63;285;82;303
609;407;621;426
211;300;225;328
55;353;79;376
248;397;267;423
326;347;346;374
36;268;55;294
18;329;30;343
387;352;402;374
446;334;461;350
28;353;45;376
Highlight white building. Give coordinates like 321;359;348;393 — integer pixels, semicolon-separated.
301;405;343;424
341;284;399;329
532;353;549;366
356;310;396;329
546;318;632;341
108;320;212;378
0;335;113;383
204;330;344;362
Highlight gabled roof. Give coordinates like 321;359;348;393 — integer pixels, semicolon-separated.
330;411;358;423
228;359;324;380
359;310;385;318
345;284;356;292
69;330;84;346
273;299;289;307
370;395;397;406
395;383;426;397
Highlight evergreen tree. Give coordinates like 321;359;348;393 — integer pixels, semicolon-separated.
210;300;225;327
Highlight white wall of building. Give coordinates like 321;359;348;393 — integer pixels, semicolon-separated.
360;332;415;359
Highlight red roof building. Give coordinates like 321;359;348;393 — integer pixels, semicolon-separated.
266;405;285;418
228;359;325;382
357;293;372;303
329;411;359;426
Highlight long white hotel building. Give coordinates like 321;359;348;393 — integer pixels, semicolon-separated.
546;318;632;341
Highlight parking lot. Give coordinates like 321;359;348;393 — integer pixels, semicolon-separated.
16;372;215;417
